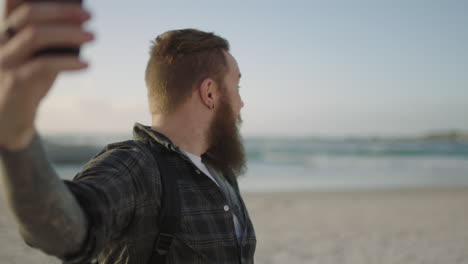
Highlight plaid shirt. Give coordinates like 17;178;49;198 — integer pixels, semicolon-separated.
62;123;256;264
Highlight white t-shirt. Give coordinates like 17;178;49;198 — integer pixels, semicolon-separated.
182;150;243;244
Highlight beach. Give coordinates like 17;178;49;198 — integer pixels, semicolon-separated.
1;187;468;264
245;188;468;264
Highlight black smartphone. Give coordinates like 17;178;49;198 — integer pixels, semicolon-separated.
26;0;83;57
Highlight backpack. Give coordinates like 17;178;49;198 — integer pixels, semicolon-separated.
88;142;179;264
147;146;181;263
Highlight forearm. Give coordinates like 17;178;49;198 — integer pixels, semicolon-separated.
0;133;88;258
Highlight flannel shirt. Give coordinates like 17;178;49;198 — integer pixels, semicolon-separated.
61;123;256;264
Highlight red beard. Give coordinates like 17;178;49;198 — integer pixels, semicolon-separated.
202;94;246;180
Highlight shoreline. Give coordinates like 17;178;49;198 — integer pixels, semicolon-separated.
242;185;468;195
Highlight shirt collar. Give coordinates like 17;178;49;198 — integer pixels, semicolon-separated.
132;122;226;177
132;122;180;153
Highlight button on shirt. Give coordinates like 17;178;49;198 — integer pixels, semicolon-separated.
182;150;244;244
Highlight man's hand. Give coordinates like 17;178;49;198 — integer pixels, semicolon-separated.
0;0;93;150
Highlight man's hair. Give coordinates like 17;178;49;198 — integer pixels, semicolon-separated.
145;29;230;115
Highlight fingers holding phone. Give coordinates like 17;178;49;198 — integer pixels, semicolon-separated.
1;0;92;56
0;0;94;150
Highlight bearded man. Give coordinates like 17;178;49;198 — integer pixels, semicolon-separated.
0;1;256;263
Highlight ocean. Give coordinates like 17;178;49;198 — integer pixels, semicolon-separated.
47;134;468;192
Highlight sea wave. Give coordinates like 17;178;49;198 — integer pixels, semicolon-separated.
43;136;468;166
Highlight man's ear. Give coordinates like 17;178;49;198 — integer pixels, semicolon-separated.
198;78;219;110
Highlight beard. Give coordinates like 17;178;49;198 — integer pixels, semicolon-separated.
202;94;246;180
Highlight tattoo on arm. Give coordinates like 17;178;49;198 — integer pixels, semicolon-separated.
0;133;88;258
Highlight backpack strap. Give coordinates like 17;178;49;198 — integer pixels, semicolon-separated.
148;149;181;263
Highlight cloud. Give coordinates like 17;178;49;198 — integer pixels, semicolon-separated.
37;95;151;133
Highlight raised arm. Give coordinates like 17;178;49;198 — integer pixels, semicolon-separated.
0;133;88;258
0;0;93;259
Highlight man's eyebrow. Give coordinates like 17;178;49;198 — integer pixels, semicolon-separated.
239;73;242;79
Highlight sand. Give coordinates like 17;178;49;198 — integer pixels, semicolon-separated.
1;187;468;264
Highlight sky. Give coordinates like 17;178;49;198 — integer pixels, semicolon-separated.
5;0;467;137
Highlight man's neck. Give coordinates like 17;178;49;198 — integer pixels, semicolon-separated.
151;112;210;156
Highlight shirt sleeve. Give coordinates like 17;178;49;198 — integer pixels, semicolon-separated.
59;141;150;263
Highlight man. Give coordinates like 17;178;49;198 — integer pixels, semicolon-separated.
0;1;256;263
